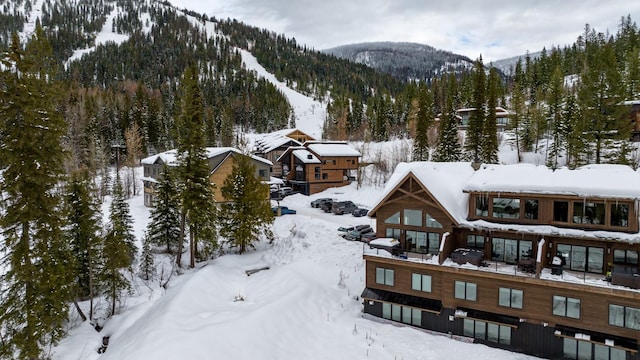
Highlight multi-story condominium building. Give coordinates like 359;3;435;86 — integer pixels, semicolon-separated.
252;128;315;178
141;147;272;207
363;162;640;360
276;141;361;195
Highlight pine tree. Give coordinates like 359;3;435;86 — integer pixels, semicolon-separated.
510;59;526;162
102;174;135;316
175;64;218;267
139;232;156;281
482;67;500;164
434;73;462;162
465;56;486;162
220;154;274;254
0;29;75;359
64;168;103;320
147;165;182;253
412;85;433;161
546;66;567;169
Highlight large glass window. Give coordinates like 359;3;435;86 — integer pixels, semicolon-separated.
404;209;422;226
466;234;485;249
376;267;394;286
425;213;443;228
609;304;640;330
613;249;638;265
384;211;400;224
406;230;439;254
492;198;520;219
455;281;477;301
381;302;420;326
524;199;539;220
557;244;604;274
476;195;489;216
386;228;400;239
411;273;432;292
553;295;580;319
611;204;629;227
492;238;532;263
573;201;606;225
382;303;391;319
554;201;569;222
498;287;523;309
463;319;511;345
564;337;626;360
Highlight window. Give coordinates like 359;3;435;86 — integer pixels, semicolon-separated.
322;173;328;180
385;211;400;224
455;281;477;301
404;209;422;226
406;230;439;254
609;304;640;330
613;249;638;265
259;169;268;178
524;199;538;220
466;234;484;249
492;198;520;219
476;195;489;216
314;166;320;180
426;213;443;228
563;338;626;360
611;204;629;227
498;288;523;309
375;267;394;286
491;238;532;264
463;319;511;345
553;295;580;319
381;302;421;326
554;201;569;222
411;273;432;293
385;228;400;239
573;201;605;225
557;244;604;273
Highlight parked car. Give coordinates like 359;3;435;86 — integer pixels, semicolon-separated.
338;225;363;238
272;206;297;215
320;200;335;213
344;224;373;241
352;208;369;217
311;197;333;208
332;200;358;215
360;232;378;243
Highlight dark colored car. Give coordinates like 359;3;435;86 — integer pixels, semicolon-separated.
332;200;358;215
311;197;333;208
320;200;335;213
272;206;297;215
344;225;373;241
352;208;369;217
360;232;378;243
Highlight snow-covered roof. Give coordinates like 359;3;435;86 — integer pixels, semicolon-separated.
464;163;640;200
254;129;303;154
369;238;401;247
371;162;640;240
305;142;361;157
371;162;476;224
293;149;321;164
141;147;273;166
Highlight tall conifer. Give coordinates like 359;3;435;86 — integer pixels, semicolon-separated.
0;28;74;358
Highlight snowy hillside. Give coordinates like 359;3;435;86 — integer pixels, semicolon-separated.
53;177;538;360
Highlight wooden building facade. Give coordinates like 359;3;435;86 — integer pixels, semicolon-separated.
276;141;361;195
141;147;272;207
363;162;640;360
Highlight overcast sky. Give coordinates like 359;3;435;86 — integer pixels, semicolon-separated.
170;0;640;62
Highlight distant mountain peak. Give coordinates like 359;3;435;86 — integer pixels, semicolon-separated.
322;41;474;81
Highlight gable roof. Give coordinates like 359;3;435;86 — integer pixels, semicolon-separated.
141;147;273;167
292;149;321;164
369;162;475;223
254;130;304;154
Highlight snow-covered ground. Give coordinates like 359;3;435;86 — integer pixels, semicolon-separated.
54;180;537;360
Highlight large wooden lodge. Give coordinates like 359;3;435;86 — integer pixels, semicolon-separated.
363;162;640;360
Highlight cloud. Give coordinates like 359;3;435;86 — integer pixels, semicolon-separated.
170;0;640;61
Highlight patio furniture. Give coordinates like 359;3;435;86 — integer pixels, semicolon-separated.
451;248;485;266
610;265;640;289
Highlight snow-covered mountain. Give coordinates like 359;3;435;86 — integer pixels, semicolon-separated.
324;41;475;80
